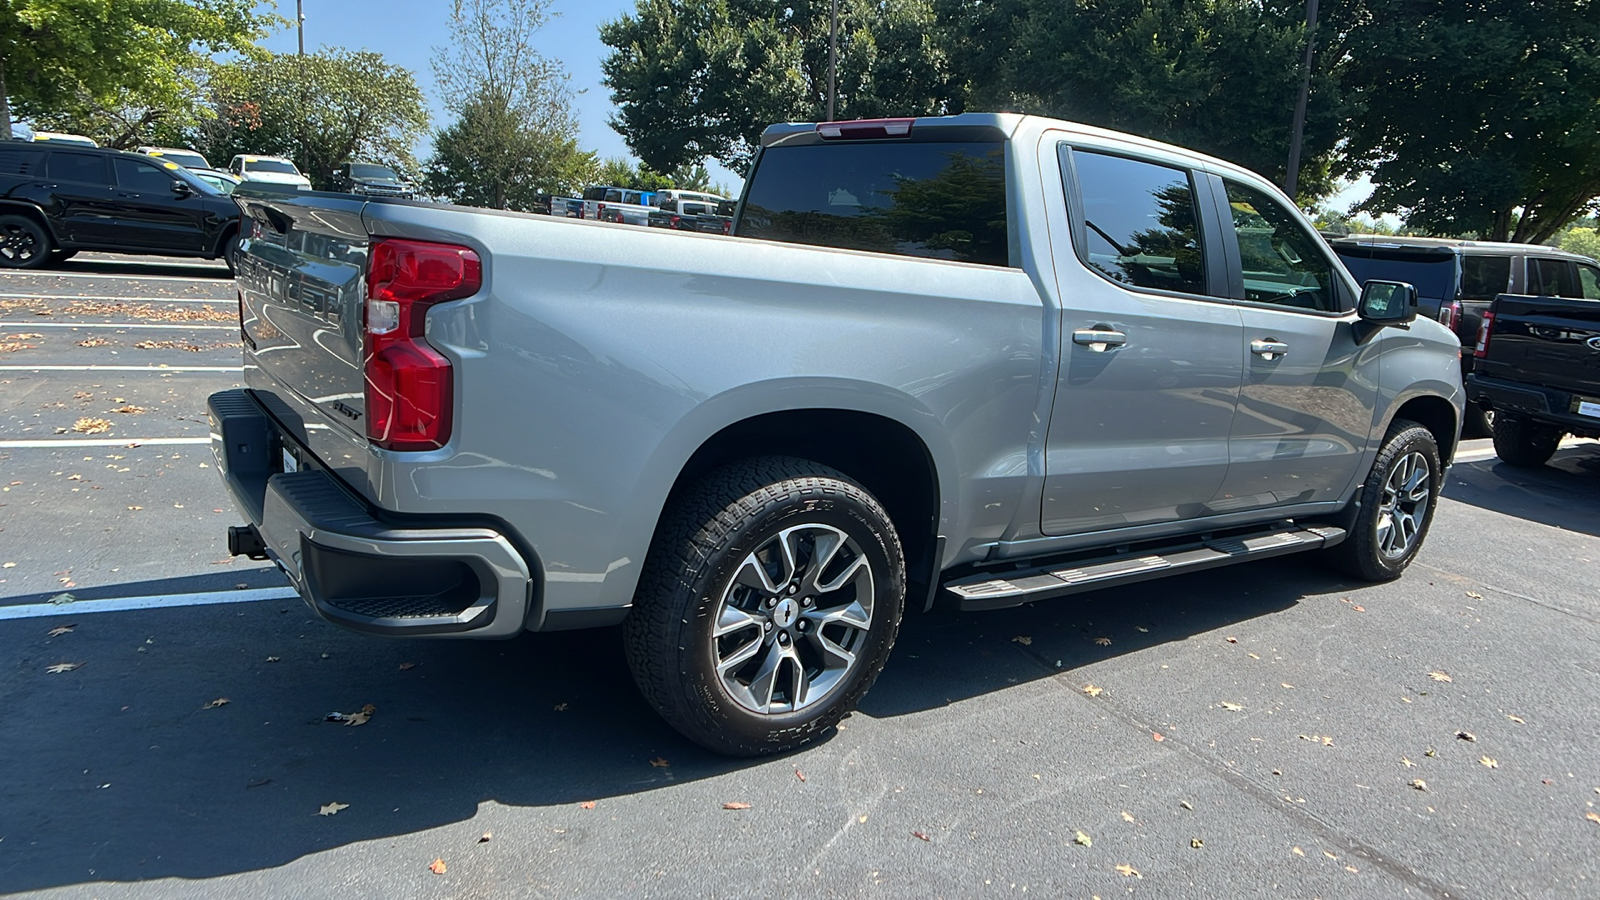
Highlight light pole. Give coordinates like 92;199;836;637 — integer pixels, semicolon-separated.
1285;0;1319;198
297;0;305;56
826;0;838;121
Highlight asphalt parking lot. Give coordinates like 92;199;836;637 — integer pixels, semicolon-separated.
2;255;1598;899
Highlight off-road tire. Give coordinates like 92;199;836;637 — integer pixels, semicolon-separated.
624;456;905;756
1491;414;1561;468
0;214;51;269
1326;420;1441;582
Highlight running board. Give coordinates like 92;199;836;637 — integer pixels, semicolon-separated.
943;525;1347;612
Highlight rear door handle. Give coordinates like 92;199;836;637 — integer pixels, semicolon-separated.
1072;328;1127;351
1251;339;1290;360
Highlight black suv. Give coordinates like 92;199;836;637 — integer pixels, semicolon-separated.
1329;235;1600;435
0;142;243;270
328;162;415;199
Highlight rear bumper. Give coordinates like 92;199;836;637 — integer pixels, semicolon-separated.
1466;373;1600;436
208;388;534;637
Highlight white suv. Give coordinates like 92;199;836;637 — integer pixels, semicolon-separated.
228;155;312;190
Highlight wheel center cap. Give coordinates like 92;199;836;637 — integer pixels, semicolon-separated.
773;598;799;629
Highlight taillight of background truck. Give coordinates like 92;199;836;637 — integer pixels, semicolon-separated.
364;238;481;451
1473;310;1496;358
1438;299;1460;332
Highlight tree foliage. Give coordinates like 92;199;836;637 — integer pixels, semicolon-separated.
1335;0;1600;243
0;0;275;143
189;50;429;186
425;0;589;209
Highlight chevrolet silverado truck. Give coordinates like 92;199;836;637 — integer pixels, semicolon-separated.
211;113;1464;756
1467;293;1600;466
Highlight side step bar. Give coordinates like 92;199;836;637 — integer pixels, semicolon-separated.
943;525;1347;612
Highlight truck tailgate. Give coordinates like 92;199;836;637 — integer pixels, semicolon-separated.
1484;294;1600;395
233;191;370;444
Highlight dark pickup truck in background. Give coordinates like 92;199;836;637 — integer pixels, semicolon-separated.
1330;236;1600;436
1467;293;1600;467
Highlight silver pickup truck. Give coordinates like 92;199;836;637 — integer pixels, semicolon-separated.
212;113;1463;756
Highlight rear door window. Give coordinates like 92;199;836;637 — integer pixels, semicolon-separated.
740;140;1011;267
1067;150;1205;294
1222;180;1343;312
115;157;177;192
1578;263;1600;300
46;151;110;184
1459;255;1512;300
1529;257;1580;297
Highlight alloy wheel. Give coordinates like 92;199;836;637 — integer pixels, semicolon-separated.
1376;450;1431;558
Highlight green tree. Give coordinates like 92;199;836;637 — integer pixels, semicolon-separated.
425;0;584;209
600;0;950;174
190;49;428;186
595;156;673;192
0;0;275;143
1335;0;1600;242
1557;227;1600;262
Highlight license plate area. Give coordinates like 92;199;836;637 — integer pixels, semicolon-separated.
1573;395;1600;419
281;445;299;473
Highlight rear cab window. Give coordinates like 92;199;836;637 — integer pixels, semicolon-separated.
0;147;46;176
740;134;1012;267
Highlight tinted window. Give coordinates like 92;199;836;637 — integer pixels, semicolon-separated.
349;164;397;179
115;158;177;192
742;140;1010;267
243;159;299;175
1224;180;1340;312
1333;249;1456;300
146;150;208;169
1069;150;1203;293
1529;257;1580;297
1459;254;1511;300
46;151;110;184
1579;264;1600;300
0;147;45;176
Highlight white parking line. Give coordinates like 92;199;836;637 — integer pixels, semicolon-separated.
0;292;233;304
0;437;211;448
0;586;296;620
0;321;236;330
7;271;230;283
0;364;241;372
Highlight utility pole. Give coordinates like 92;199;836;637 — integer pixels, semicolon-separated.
826;0;838;121
1284;0;1319;199
297;0;305;56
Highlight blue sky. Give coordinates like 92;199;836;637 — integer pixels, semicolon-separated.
260;0;742;189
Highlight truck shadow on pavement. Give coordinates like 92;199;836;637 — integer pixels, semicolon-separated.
49;259;233;279
1442;446;1600;538
0;560;1342;892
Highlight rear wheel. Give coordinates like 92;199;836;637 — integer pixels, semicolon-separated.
625;457;905;756
1492;414;1561;468
1326;420;1440;581
222;231;242;274
0;214;51;269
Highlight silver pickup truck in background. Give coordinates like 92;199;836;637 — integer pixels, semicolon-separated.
212;113;1463;756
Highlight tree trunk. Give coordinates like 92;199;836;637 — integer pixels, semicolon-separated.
0;56;12;141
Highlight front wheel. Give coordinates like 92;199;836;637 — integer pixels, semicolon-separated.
1491;414;1561;468
1326;420;1441;582
625;457;905;756
0;214;51;269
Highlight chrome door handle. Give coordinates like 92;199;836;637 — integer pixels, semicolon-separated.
1251;339;1290;360
1072;328;1127;351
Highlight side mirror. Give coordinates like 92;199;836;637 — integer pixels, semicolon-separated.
1358;280;1417;326
171;180;192;197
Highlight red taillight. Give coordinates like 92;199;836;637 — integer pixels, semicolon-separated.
816;118;915;140
670;214;680;228
1473;310;1495;358
1438;300;1460;332
722;220;732;235
364;238;480;451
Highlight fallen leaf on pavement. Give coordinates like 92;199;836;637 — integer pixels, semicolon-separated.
1115;864;1141;878
111;405;146;414
1466;591;1483;600
1225;636;1238;643
1586;812;1600;826
1093;636;1112;646
1292;846;1305;857
911;830;930;841
478;832;492;843
579;801;596;809
318;802;349;816
553;703;567;711
1345;865;1360;873
73;417;112;434
1506;715;1525;724
650;757;670;768
858;814;868;823
795;769;806;782
1152;732;1164;742
723;801;751;810
1457;731;1477;742
203;698;230;709
1219;701;1244;711
1012;635;1032;646
46;662;81;673
1;562;14;568
1479;756;1498;769
1427;671;1453;682
1121;810;1136;823
49;592;76;604
246;777;272;788
1324;851;1338;860
398;662;416;671
1351;605;1365;612
1191;838;1204;849
1401;758;1415;768
1425;748;1438;757
428;858;447;874
344;703;376;726
1180;800;1193;810
265;656;279;663
1074;830;1092;847
1083;684;1103;697
47;625;75;636
1410;779;1428;791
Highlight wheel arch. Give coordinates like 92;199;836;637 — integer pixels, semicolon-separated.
210;218;240;259
1390;393;1460;464
0;200;61;244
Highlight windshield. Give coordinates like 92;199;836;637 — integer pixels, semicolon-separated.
349;164;399;179
243;159;301;175
148;149;209;169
